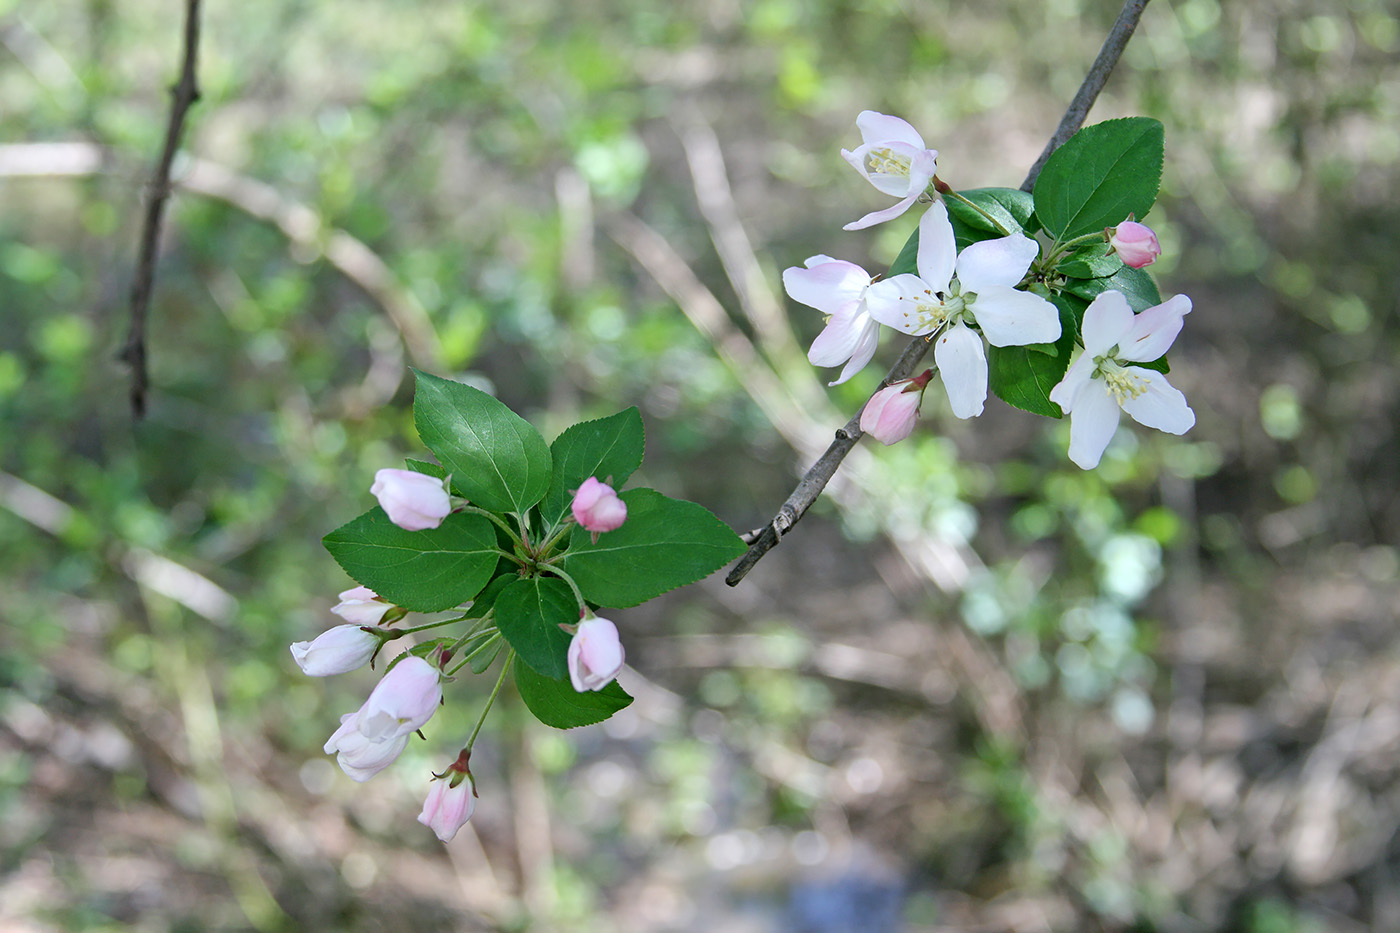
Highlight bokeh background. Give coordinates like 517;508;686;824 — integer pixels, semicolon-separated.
2;0;1398;930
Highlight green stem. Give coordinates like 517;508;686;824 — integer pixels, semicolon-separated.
1042;231;1108;269
388;615;470;638
465;647;514;752
460;504;526;550
535;520;574;560
942;189;1013;237
446;629;502;675
539;563;588;615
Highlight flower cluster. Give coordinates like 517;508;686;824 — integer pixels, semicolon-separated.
783;110;1196;467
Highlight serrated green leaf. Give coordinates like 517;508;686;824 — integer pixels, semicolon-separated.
495;576;576;680
1065;263;1163;312
462;573;513;620
946;187;1038;249
323;509;500;612
1033;117;1164;241
541;408;644;528
412;370;552;513
1056;242;1124;280
404;458;446;478
987;299;1078;418
514;655;632;728
558;488;746;608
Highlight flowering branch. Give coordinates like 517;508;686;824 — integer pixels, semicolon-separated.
119;0;203;419
726;0;1154;586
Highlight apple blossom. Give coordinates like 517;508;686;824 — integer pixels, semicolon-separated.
370;468;452;531
1107;219;1161;269
290;624;379;676
418;770;477;843
356;655;443;742
324;712;409;782
859;370;932;446
1048;290;1195;469
866;202;1061;418
571;477;627;534
568;614;625;692
782;255;881;386
331;585;391;626
841;110;939;230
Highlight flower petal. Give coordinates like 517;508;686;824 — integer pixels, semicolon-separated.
1066;381;1122;469
971;286;1062;347
807;304;868;367
830;317;881;386
915;201;956;295
866;274;944;335
1120;368;1196;434
955;234;1039;292
783;259;871;314
934;322;988;419
1120;294;1192;362
844;191;921;231
1049;351;1094;413
855;110;927;149
1080;290;1135;356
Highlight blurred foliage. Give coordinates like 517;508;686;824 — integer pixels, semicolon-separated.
1;0;1398;931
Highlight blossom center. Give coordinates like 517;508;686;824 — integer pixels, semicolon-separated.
866;146;912;178
898;288;951;334
1096;358;1147;405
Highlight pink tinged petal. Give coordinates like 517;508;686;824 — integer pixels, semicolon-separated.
855;110;928;149
843;191;922;231
783;260;871;314
802;254;839;268
370;468;452;531
1080;290;1135;356
915;202;956;294
955;234;1040;292
1049;353;1095;413
331;587;390;626
325;712;408;782
1066;381;1123;470
418;776;476;843
357;656;442;742
291;624;379;677
572;478;626;532
865;274;941;335
934;322;988;419
807;305;868;367
1108;221;1161;268
568;616;625;692
1120;294;1192;362
908;150;939;187
1119;368;1196;435
829;317;881;386
859;381;923;445
970;287;1062;347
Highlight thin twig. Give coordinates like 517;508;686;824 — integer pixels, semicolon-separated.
727;0;1152;586
119;0;202;419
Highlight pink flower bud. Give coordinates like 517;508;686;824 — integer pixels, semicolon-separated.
1107;220;1161;269
324;712;408;781
290;624;379;676
370;468;452;531
331;585;391;626
859;372;930;446
570;477;627;534
568;614;625;692
418;772;477;843
356;656;442;741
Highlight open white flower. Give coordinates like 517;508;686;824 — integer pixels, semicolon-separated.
840;111;939;231
782;255;881;386
1048;290;1195;469
865;202;1061;418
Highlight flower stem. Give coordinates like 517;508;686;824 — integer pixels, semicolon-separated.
388;615;470;638
465;647;514;752
535;520;574;560
460;504;526;550
446;629;503;675
942;189;1013;237
539;563;588;615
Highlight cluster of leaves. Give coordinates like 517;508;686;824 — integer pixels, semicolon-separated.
891;117;1169;417
321;371;745;730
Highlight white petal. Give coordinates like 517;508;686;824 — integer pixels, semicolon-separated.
1080;290;1134;356
803;254;839;268
783;260;870;314
807;304;867;367
1120;294;1192;362
934;322;988;419
1066;381;1122;469
955;234;1039;292
971;286;1062;347
916;201;956;294
866;274;943;335
830;317;881;386
1049;352;1094;412
1120;368;1196;434
855;110;926;149
844;192;921;231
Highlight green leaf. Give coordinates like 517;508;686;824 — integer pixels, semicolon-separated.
514;655;632;728
404;458;446;478
559;488;746;608
888;226;920;277
540;408;644;528
462;573;513;619
412;370;552;513
1056;242;1124;280
323;509;500;612
495;576;576;680
1064;263;1163;312
469;638;504;674
987;298;1078;418
1033;117;1164;241
946;187;1038;249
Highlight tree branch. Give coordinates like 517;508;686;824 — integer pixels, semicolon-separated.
726;0;1152;586
119;0;202;419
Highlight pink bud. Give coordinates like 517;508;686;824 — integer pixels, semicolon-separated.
570;477;627;534
418;772;477;843
859;372;930;446
331;585;391;626
324;712;408;781
370;468;452;531
290;624;379;676
568;614;625;692
356;656;442;741
1107;220;1161;269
